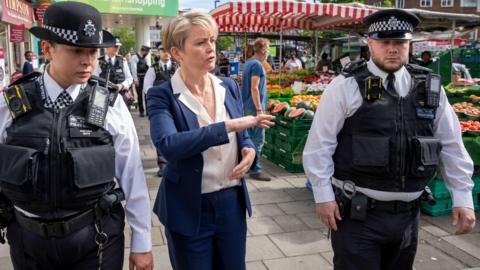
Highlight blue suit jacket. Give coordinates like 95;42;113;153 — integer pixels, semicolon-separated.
147;76;254;237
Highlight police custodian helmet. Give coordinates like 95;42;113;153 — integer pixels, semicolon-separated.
364;9;421;40
29;1;116;48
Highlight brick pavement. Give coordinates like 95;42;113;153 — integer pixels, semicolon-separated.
0;112;479;270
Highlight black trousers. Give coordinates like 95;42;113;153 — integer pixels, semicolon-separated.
331;206;419;270
7;205;125;270
136;77;145;114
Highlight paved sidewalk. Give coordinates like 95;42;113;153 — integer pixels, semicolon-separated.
1;112;479;270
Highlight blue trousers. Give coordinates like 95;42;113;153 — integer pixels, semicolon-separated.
246;126;265;174
165;186;247;270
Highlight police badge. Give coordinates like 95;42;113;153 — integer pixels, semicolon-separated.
83;20;96;37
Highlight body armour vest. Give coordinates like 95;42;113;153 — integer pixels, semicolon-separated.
98;55;126;84
332;60;441;192
136;53;148;78
152;62;176;86
0;76;116;219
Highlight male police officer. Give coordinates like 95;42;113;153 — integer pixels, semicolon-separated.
303;9;476;270
0;2;153;269
93;36;133;98
143;43;178;96
143;43;177;177
130;45;150;117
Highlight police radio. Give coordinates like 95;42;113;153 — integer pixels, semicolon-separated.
86;82;109;127
3;84;32;119
426;73;441;107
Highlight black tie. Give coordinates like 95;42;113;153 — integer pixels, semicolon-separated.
163;64;168;72
387;73;396;94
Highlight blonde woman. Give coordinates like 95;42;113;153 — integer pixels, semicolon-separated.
147;12;274;270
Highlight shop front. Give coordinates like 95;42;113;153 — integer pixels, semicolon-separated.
0;0;34;83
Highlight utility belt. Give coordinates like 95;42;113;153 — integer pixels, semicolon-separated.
333;181;434;221
9;188;125;239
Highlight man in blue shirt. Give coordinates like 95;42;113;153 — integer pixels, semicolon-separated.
242;38;271;181
22;51;34;75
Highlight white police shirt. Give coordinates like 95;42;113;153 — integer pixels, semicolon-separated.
0;69;152;253
93;55;133;90
303;60;475;209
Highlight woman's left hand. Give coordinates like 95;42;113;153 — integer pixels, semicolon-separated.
229;147;256;180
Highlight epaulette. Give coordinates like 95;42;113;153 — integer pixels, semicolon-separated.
8;72;42;87
342;59;367;78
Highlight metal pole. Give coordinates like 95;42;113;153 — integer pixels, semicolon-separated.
279;21;284;84
450;20;456;84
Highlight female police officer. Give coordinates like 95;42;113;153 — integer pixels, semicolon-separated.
304;9;475;270
0;2;153;269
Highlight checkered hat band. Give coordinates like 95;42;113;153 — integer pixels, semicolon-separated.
368;19;413;33
44;25;79;44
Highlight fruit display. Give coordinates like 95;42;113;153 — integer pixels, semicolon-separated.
470;94;480;103
272;102;290;115
291;95;321;111
460;120;480;132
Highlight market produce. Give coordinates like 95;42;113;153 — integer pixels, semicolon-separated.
291;95;320;107
303;110;315;120
288;108;306;119
284;107;294;117
452;102;476;114
460;120;480;132
272;102;290;114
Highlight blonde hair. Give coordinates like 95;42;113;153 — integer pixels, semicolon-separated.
253;38;269;53
162;11;218;53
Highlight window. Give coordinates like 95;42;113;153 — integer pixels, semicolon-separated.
460;0;476;7
396;0;405;8
420;0;432;7
441;0;453;6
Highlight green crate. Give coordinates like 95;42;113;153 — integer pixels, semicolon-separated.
265;132;275;144
277;125;309;139
276;116;312;130
261;147;274;160
272;149;304;173
427;178;450;199
463;137;480;166
421;194;479;216
474;175;480;193
275;137;302;153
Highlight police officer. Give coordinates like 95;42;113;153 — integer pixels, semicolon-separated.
143;43;177;177
303;9;476;270
0;2;153;269
143;43;178;96
130;45;150;117
93;36;133;101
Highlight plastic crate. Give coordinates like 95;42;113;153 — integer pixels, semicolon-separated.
261;147;274;160
463;137;480;166
276;116;312;130
427;178;450;199
421;194;479;216
277;125;309;139
274;149;304;173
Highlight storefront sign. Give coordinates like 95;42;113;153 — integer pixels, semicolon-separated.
1;0;34;29
56;0;178;17
0;48;5;89
9;24;24;43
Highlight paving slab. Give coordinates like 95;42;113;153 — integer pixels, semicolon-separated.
245;236;284;262
442;234;480;260
296;213;328;231
413;243;466;270
249;190;295;205
269;230;331;256
251;204;286;218
277;200;315;215
247;217;284;235
246;261;268;270
247;178;295;192
284;188;314;201
283;176;309;188
273;215;309;232
264;254;333;270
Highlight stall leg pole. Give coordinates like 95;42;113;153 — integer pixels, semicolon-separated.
279;21;284;86
450;20;456;84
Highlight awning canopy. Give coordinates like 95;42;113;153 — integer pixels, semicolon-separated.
209;1;377;33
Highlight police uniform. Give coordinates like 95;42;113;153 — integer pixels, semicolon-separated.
93;37;133;93
0;2;151;269
303;9;474;270
143;44;178;96
130;45;150;117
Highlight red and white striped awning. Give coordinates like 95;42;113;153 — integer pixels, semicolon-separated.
210;1;377;33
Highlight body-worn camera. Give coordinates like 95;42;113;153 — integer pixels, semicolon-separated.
3;84;32;119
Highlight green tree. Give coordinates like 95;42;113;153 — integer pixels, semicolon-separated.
383;0;393;7
217;36;235;51
111;28;136;56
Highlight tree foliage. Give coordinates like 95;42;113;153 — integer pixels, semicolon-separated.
217;36;235;51
111;28;136;56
